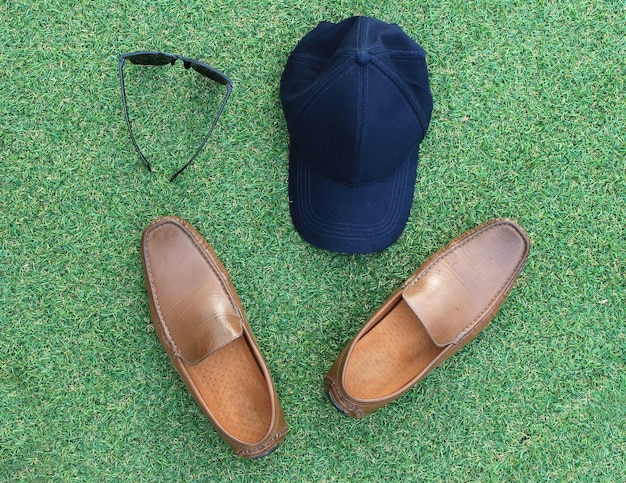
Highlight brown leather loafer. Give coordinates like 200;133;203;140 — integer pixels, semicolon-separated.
141;216;287;458
324;218;530;418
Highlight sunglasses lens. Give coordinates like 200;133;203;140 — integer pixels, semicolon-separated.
188;62;230;85
127;52;177;66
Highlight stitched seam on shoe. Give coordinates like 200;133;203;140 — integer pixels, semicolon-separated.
403;221;528;344
237;427;289;457
324;376;387;416
144;231;180;358
330;349;354;405
324;376;365;417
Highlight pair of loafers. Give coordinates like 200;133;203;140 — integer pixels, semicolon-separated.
141;217;529;458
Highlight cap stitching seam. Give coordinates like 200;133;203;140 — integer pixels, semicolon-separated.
299;153;407;233
287;62;355;126
352;57;366;182
286;55;328;67
369;57;429;134
300;157;401;233
296;151;410;236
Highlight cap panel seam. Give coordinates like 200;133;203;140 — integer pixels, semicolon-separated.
369;57;430;134
365;44;427;59
353;16;367;182
286;54;330;67
383;50;427;59
352;59;366;183
287;61;355;126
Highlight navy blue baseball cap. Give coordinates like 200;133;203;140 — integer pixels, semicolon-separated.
280;16;433;254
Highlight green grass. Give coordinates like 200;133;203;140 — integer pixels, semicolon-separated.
1;0;624;480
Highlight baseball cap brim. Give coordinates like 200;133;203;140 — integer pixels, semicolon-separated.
289;141;419;254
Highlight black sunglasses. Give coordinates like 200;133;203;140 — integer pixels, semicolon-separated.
119;51;233;181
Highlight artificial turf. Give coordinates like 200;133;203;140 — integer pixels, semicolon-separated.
1;0;624;480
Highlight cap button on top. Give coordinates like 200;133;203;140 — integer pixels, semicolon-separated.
355;51;371;65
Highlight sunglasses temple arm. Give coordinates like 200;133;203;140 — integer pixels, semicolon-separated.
169;83;233;182
119;59;152;172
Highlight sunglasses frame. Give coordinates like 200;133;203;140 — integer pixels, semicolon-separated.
119;51;233;181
